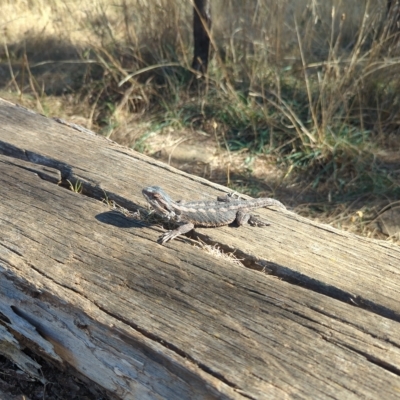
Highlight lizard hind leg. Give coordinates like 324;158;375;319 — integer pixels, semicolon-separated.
236;210;270;227
248;215;270;227
217;192;241;202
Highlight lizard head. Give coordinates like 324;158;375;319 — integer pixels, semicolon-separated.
142;186;175;217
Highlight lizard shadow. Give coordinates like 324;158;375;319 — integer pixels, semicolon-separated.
95;210;145;229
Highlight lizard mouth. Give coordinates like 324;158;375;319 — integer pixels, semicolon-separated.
142;186;175;216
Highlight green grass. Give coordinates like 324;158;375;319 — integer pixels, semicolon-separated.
2;0;400;223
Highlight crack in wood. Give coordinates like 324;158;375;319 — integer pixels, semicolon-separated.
91;301;242;392
193;237;400;326
334;341;400;376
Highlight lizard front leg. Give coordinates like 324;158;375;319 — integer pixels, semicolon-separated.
158;222;195;244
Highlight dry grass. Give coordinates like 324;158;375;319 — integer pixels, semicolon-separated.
1;0;400;241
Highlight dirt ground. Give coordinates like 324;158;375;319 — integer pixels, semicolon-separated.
0;353;106;400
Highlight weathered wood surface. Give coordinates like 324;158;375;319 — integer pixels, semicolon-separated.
0;100;399;318
0;98;400;399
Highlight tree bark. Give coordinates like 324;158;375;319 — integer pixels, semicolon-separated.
192;0;211;73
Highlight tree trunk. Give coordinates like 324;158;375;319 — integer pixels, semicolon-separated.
384;0;400;52
192;0;211;73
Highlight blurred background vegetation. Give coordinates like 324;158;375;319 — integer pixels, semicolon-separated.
1;0;400;239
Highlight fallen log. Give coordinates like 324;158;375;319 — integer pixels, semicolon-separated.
0;98;400;399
